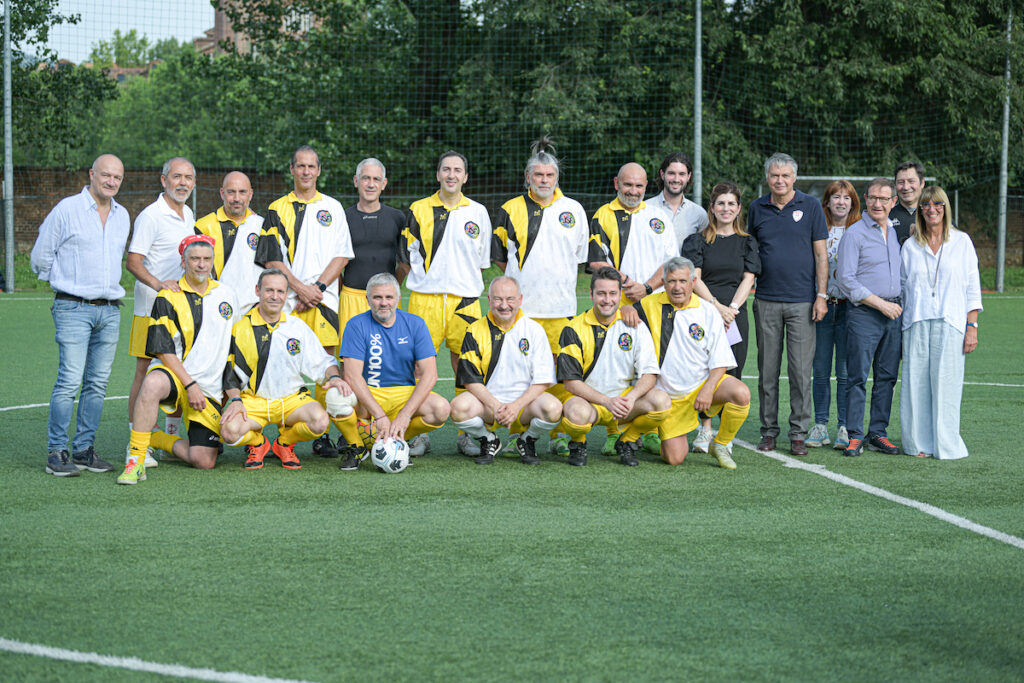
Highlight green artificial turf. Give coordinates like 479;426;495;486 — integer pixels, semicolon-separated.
1;292;1022;681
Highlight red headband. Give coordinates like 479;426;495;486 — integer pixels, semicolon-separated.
179;234;216;255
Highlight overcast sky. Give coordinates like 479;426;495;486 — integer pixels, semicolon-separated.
41;0;216;63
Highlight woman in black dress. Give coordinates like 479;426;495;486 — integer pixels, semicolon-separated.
681;181;761;452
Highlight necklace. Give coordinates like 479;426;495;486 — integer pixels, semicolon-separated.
930;242;944;297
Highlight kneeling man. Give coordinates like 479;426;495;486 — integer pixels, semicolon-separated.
118;236;238;483
341;273;450;461
450;276;561;465
625;256;750;469
557;267;671;467
219;269;360;470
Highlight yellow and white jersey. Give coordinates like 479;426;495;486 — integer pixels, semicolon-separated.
145;278;238;400
588;198;677;292
634;292;735;398
256;191;354;315
129;194;196;317
225;308;337;400
195;207;264;312
401;192;491;297
456;310;555;405
556;309;659;397
491;188;589;318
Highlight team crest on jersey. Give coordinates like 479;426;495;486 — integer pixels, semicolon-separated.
688;323;705;341
617;333;633;351
558;212;575;228
247;233;259;249
218;302;233;319
464;221;480;238
286;338;301;355
317;210;332;226
649;218;666;234
793;210;804;222
518;338;530;355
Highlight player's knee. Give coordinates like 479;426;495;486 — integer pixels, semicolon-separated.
533;393;561;422
308;411;330;436
648;389;672;412
423;395;451;424
562;398;592;425
660;438;688;466
449;393;478;422
190;449;218;470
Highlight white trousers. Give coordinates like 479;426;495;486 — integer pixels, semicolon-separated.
900;319;968;460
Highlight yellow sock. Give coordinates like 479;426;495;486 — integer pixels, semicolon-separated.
620;408;669;442
330;412;361;446
129;430;152;462
714;402;750;444
149;430;182;454
278;420;322;446
231;430;264;447
558;417;592;443
406;416;443;439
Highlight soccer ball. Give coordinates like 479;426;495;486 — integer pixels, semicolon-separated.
357;419;378;450
371;437;410;473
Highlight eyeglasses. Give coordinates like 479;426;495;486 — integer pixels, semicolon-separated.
865;195;894;204
920;201;945;208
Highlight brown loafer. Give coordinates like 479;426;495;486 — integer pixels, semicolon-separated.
790;440;808;456
757;436;775;451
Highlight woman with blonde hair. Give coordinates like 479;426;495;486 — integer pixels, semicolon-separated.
900;185;981;459
807;180;860;450
678;181;760;454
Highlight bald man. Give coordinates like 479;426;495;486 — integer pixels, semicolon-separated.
588;162;677;305
195;171;265;312
32;154;130;476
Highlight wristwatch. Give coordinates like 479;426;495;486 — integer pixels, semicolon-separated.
966;321;978;329
816;292;827;299
729;302;740;312
644;283;653;296
314;281;327;292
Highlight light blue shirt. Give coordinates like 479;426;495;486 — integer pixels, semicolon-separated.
30;187;130;299
836;211;901;304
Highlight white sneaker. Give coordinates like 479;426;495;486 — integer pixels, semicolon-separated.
806;423;830;447
710;441;736;470
833;426;850;450
692;428;713;453
457;432;481;456
126;443;158;468
408;433;430;457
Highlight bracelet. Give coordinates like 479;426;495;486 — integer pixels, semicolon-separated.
229;396;242;404
184;380;197;390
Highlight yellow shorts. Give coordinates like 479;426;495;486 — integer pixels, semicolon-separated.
659;376;727;441
128;315;150;358
238;390;317;428
338;285;370;350
294;303;340;348
368;385;445;421
533;317;571;353
147;364;223;436
407;291;481;354
558;386;633;429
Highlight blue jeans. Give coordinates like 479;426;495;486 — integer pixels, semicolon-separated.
812;301;848;427
48;299;121;452
844;304;901;441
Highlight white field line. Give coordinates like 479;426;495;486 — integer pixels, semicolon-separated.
735;438;1024;551
0;637;317;683
2;375;1019;414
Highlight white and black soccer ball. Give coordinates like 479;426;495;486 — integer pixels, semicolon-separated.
371;437;410;473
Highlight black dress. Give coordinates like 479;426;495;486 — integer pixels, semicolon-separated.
681;232;761;377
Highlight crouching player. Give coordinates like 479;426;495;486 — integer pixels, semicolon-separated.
450;276;561;465
219;268;361;470
556;267;671;467
118;235;238;484
623;256;750;469
340;273;450;464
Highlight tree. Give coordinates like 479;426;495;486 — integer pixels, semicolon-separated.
88;29;152;68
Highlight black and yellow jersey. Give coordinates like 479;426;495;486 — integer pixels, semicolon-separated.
224;308;337;399
556;308;659;397
401;192;491;296
194;207;264;311
490;188;589;318
146;277;238;399
456;310;555;404
588;198;677;290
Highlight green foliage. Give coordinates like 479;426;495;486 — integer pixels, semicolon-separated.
88;28;152;68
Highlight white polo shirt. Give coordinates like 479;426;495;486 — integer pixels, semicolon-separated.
129;193;196;317
647;190;709;249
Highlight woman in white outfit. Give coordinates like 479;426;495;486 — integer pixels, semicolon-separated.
899;186;981;459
